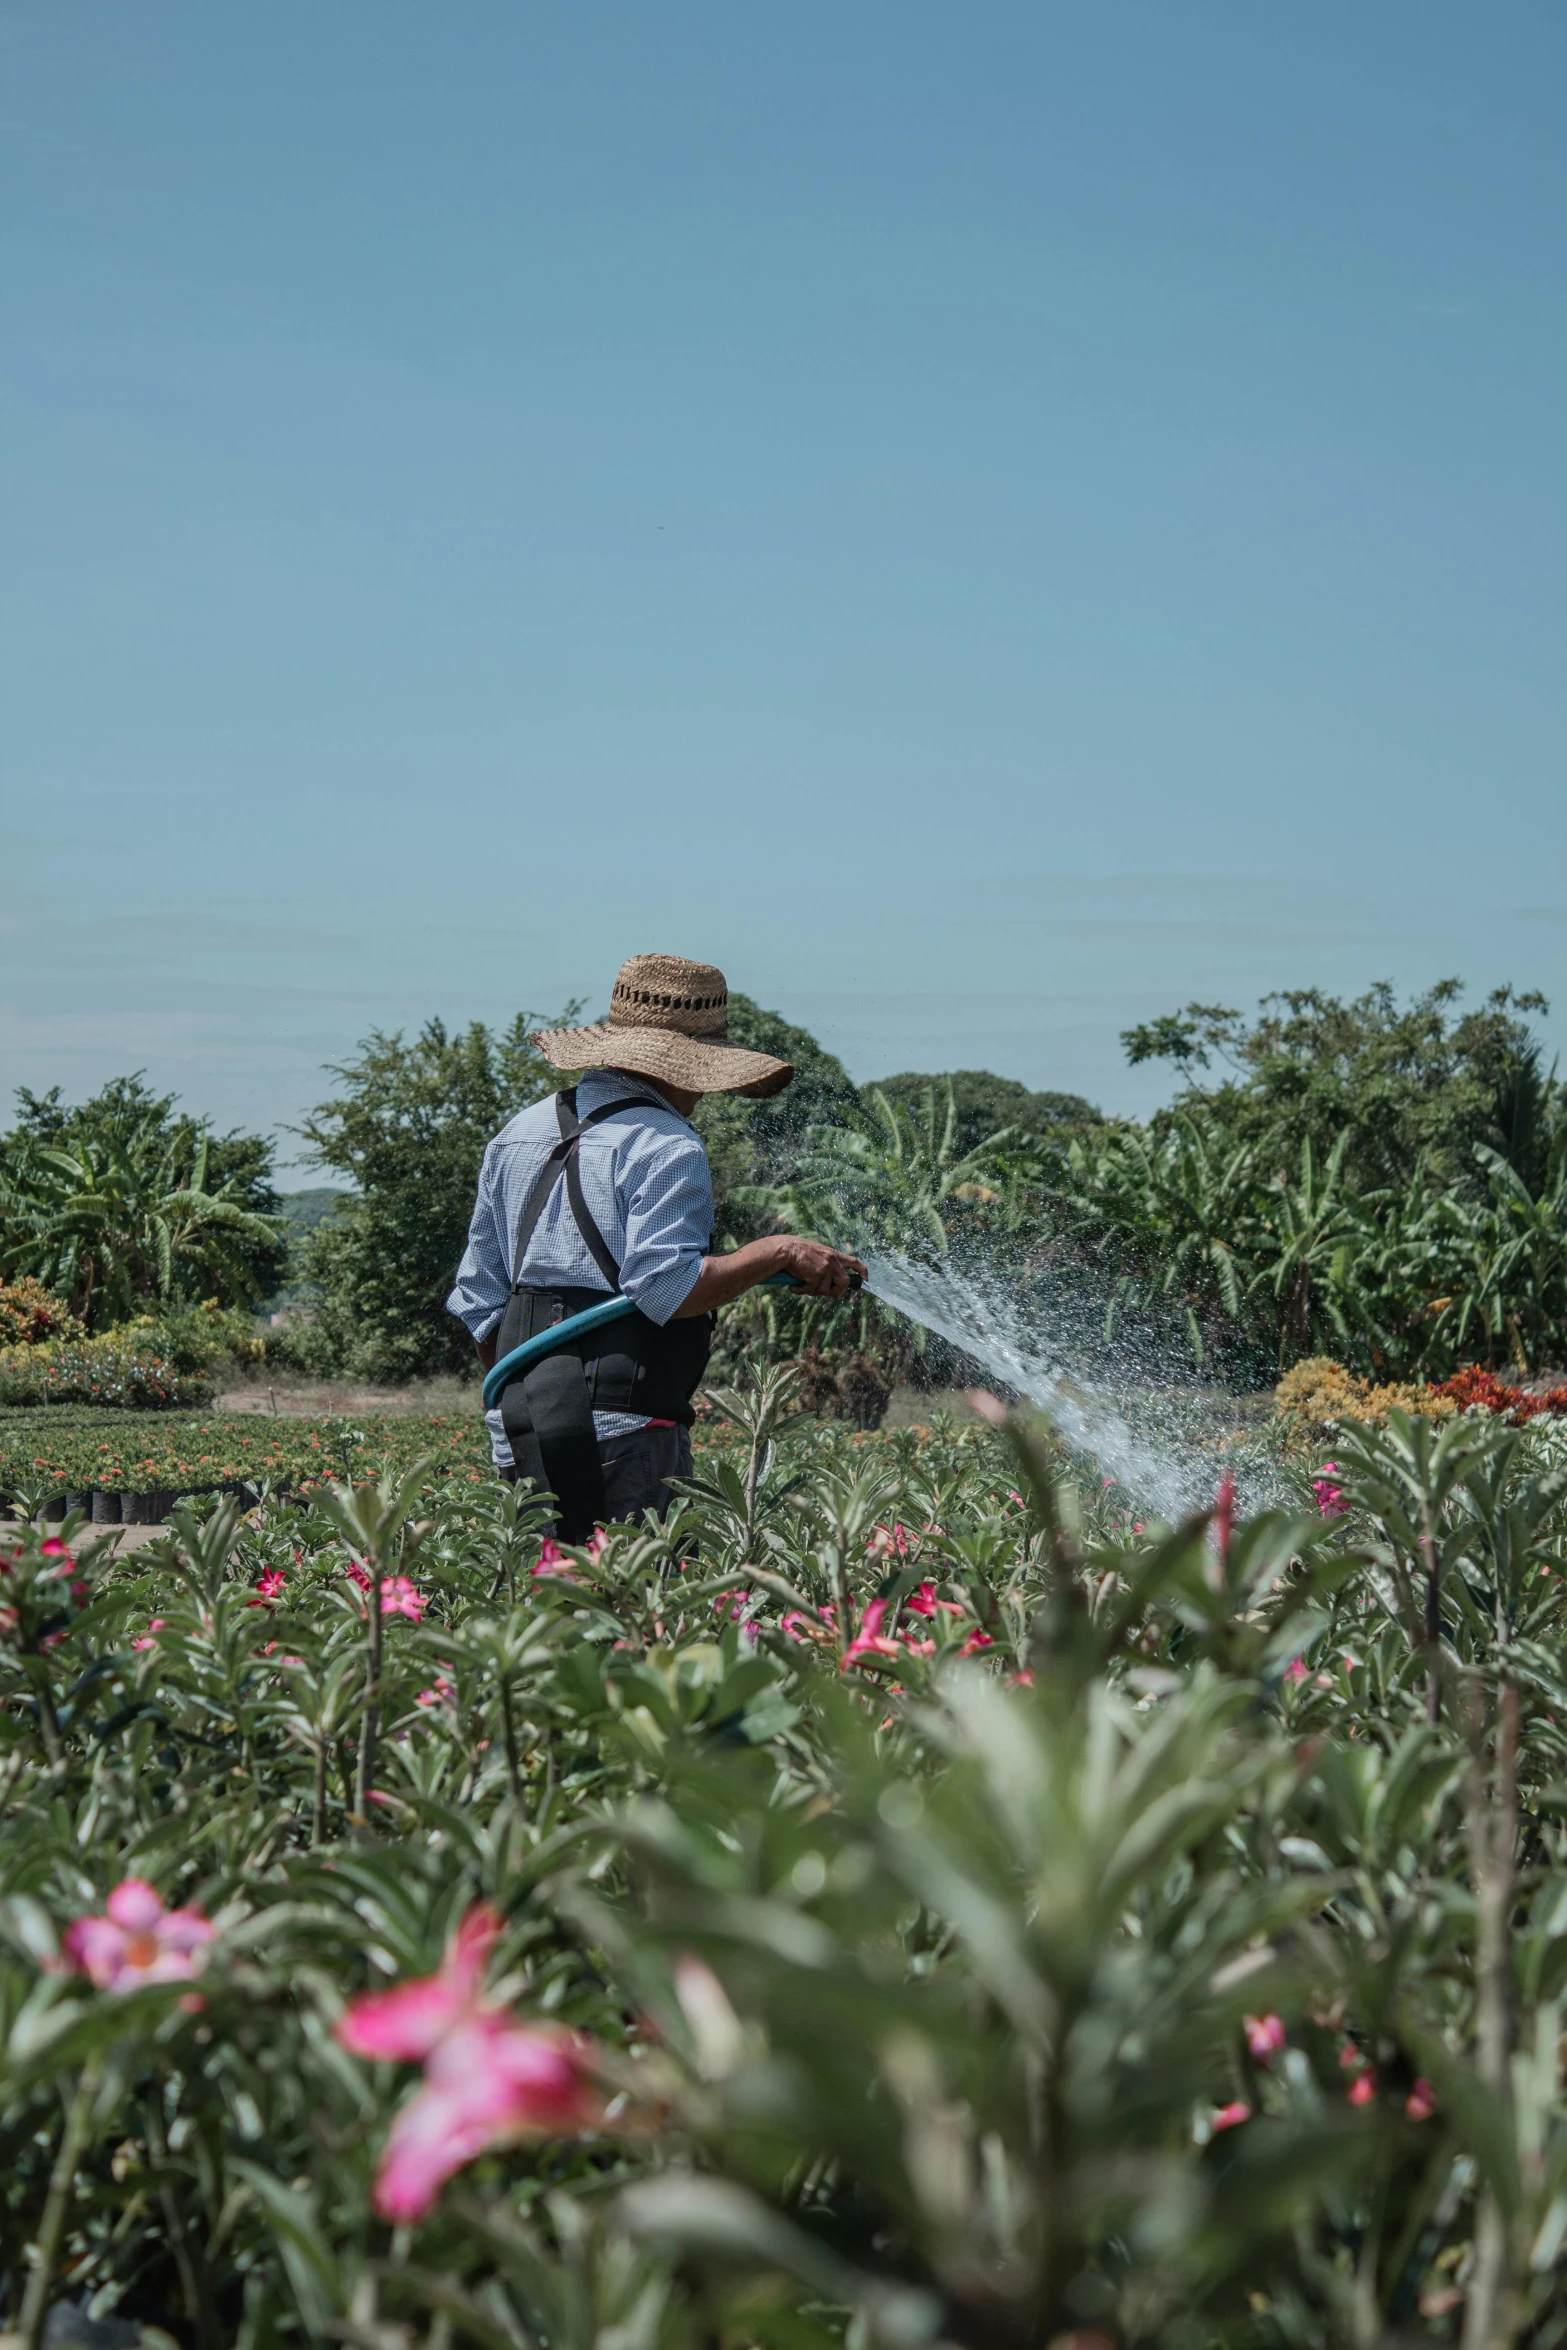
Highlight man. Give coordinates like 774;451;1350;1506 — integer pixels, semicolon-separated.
448;953;866;1538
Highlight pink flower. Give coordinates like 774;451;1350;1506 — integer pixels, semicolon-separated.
841;1598;902;1672
901;1631;936;1657
1405;2077;1435;2122
335;1902;604;2220
39;1537;69;1559
960;1630;994;1656
905;1581;938;1616
1283;1657;1309;1685
246;1569;288;1608
1313;1463;1349;1517
63;1879;215;1992
585;1530;609;1561
1007;1670;1035;1688
345;1559;373;1592
531;1539;578;1583
781;1609;832;1644
1244;2013;1286;2063
1340;2045;1376;2105
867;1523;912;1559
1211;2101;1250;2133
380;1576;425;1622
417;1675;456;1707
131;1618;167;1653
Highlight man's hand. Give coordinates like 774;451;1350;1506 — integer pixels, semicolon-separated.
772;1235;868;1299
674;1234;868;1317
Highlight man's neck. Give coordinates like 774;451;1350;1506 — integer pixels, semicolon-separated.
597;1068;698;1120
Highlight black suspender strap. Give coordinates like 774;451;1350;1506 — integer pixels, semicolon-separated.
499;1086;662;1543
506;1087;647;1291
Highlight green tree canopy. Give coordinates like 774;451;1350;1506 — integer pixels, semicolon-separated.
865;1068;1102;1157
693;996;860;1244
1122;980;1559;1194
296;1013;574;1382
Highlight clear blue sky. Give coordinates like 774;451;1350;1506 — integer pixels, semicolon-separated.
4;2;1563;1172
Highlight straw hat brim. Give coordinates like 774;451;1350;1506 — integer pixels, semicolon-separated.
532;1022;794;1101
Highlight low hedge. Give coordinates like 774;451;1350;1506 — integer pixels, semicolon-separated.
0;1408;493;1504
0;1338;213;1410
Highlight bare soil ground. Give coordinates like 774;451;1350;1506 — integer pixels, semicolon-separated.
213;1372;476;1418
0;1516;168;1553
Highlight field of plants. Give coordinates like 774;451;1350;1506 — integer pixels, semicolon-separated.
2;978;1564;2345
4;1374;1567;2348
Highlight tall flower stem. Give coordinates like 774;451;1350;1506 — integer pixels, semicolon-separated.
1461;1673;1520;2350
311;1736;328;1847
499;1678;524;1805
143;2090;219;2350
354;1578;384;1821
19;2054;102;2350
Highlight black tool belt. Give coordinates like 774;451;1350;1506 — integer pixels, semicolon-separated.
492;1090;711;1541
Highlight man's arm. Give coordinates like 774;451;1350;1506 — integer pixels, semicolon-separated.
448;1141;511;1380
673;1234;867;1318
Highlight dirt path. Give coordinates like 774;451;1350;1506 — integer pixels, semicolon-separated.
0;1517;169;1554
214;1375;475;1418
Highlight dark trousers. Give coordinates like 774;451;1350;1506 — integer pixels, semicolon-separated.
504;1422;692;1530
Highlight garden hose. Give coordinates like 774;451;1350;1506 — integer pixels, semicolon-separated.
481;1269;861;1412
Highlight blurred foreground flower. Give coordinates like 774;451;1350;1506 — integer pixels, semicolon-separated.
335;1901;607;2221
64;1878;214;1991
1312;1462;1349;1517
1244;2013;1286;2062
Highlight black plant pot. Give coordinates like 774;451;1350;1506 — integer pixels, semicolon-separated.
64;1490;90;1518
91;1489;122;1525
42;1494;67;1523
140;1490;176;1524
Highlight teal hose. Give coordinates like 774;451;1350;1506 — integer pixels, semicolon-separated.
481;1272;810;1412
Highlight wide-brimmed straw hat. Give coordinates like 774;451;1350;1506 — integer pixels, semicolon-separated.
533;955;795;1100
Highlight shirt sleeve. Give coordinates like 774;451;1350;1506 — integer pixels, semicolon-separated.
616;1128;713;1325
445;1143;511;1341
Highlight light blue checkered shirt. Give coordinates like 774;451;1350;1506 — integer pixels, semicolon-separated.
447;1071;714;1466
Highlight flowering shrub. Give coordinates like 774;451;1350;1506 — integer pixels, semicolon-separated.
0;1278;84;1349
0;1395;1565;2345
1430;1363;1567;1421
1272;1353;1567;1434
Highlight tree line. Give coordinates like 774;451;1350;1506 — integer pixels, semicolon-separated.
1;980;1561;1395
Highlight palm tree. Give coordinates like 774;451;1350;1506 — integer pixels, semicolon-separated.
774;1083;1017;1256
1055;1115;1262;1362
0;1112;283;1327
